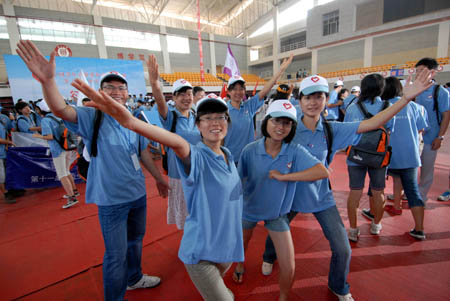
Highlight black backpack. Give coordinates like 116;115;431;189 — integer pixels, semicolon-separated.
45;115;78;150
432;85;442;125
346;100;392;168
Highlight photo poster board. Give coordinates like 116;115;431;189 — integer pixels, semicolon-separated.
4;55;147;104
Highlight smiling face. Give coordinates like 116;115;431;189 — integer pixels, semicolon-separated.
196;112;229;144
100;80;128;105
265;117;293;142
174;89;193;112
300;92;327;118
229;82;246;103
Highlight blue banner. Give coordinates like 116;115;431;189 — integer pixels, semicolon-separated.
3;55;147;103
6;147;84;190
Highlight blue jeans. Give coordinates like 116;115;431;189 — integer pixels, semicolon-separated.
98;195;147;301
263;206;351;295
388;168;424;208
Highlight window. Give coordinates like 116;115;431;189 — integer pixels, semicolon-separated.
18;18;96;44
167;35;190;54
0;17;8;39
323;10;339;36
250;49;259;61
103;27;160;51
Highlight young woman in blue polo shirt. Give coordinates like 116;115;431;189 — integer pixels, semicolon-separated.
261;71;435;301
234;99;329;301
225;54;294;163
381;76;428;239
72;81;244;300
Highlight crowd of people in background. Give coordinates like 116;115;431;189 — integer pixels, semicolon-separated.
1;39;449;301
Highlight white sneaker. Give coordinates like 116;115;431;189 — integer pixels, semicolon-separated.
261;262;273;276
329;287;354;301
348;228;360;242
370;222;382;235
62;198;78;209
127;274;161;290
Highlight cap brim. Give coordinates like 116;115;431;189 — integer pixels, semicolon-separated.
302;86;329;95
267;111;297;122
228;79;245;89
173;84;193;93
197;99;228;113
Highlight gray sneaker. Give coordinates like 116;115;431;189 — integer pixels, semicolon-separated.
62;198;78;209
348;228;360;242
127;274;161;290
370;221;382;235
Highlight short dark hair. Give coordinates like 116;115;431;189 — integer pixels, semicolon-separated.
15;102;29;113
444;82;450;88
358;73;385;104
381;76;403;100
260;115;297;143
338;88;349;100
415;58;438;70
193;86;205;95
228;81;245;91
173;86;193;96
274;84;290;100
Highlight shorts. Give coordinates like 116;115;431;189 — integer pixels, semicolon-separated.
348;165;386;191
52;151;71;180
242;215;290;232
0;159;5;184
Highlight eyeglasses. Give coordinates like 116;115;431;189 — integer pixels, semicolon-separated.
199;115;229;123
102;85;128;92
270;118;293;127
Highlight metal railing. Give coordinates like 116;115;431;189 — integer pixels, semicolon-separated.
280;40;306;52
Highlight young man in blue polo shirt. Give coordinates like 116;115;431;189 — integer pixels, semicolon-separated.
17;40;169;301
414;58;450;202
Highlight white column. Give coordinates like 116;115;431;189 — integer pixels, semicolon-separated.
209;33;216;76
437;21;450;58
160;25;171;73
363;36;373;67
272;6;280;75
4;0;20;55
311;49;318;74
93;15;107;59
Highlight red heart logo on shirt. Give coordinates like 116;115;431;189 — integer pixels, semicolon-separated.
311;76;320;83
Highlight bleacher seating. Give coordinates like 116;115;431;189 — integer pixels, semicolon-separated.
159;72;266;87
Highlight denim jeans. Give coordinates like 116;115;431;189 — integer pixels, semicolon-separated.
262;205;351;295
98;195;147;301
388;167;424;208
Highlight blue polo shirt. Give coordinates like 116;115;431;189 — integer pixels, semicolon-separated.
224;94;263;161
344;96;395;167
326;90;339;120
238;138;321;221
41;113;64;158
17;115;36;133
176;142;244;264
64;107;149;206
388;97;429;169
415;85;450;145
0;124;6;159
0;113;13;132
160;108;201;179
292;116;361;213
343;94;358;111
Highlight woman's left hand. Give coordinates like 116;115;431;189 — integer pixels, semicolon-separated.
403;69;435;101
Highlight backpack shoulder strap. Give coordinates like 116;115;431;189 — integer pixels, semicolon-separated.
90;109;103;157
345;95;357;110
433;85;441;125
357;101;372;119
322;119;333;166
170;110;178;133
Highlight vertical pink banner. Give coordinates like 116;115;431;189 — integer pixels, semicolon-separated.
197;0;205;83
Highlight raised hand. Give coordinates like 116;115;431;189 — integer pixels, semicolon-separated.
280;53;294;72
403;69;435;101
16;40;56;84
146;55;160;84
71;79;134;129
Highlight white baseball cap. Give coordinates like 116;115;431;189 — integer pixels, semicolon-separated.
265;99;297;122
100;71;128;86
173;79;193;94
300;75;329;95
196;93;228;113
351;86;361;92
37;99;50;113
334;80;344;87
227;75;245;89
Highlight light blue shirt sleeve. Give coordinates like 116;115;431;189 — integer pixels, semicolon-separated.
245;94;264;117
18;117;31;133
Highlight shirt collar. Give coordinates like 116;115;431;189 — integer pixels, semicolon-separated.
255;138;289;156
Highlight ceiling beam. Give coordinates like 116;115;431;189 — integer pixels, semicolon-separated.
179;0;196;15
152;0;169;23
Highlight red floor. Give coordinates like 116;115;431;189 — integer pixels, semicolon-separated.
1;142;449;301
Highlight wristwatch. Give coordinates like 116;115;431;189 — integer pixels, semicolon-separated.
437;136;444;140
